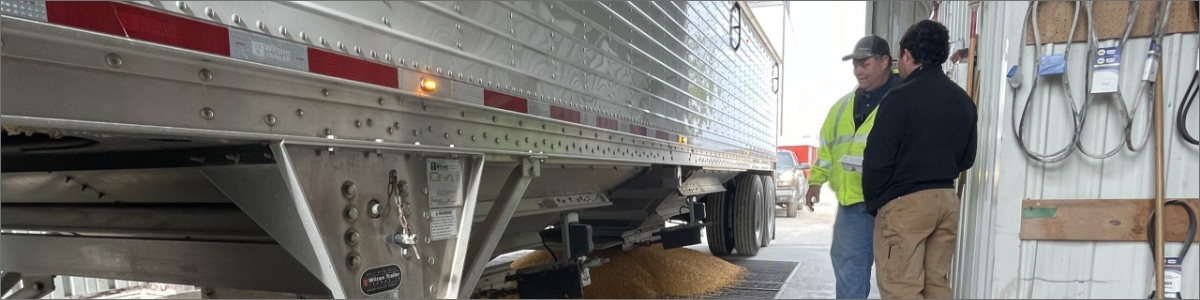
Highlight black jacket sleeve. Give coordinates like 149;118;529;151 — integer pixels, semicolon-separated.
862;94;906;204
958;111;978;172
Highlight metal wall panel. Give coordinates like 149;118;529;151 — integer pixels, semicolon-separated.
867;1;935;56
950;2;1200;299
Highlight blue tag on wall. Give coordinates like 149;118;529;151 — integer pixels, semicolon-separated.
1037;54;1066;76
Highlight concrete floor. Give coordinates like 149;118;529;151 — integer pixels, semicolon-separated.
688;186;881;299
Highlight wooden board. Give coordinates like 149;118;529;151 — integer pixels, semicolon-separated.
1020;198;1200;242
1025;1;1198;45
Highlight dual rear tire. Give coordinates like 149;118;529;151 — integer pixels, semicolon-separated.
705;173;773;256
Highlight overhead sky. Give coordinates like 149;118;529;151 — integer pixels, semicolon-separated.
750;1;866;147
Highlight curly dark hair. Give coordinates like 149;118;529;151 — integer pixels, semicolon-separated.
898;20;950;66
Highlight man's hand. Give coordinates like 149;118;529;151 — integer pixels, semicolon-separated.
804;185;821;212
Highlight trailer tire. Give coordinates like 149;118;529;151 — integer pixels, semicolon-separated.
705;189;733;255
759;175;776;247
732;174;763;256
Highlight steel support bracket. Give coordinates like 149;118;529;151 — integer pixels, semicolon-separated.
4;274;55;300
459;156;542;298
0;272;21;297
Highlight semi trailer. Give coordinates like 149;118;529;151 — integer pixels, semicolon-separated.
0;1;783;298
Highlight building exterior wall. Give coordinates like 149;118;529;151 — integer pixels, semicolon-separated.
955;2;1200;298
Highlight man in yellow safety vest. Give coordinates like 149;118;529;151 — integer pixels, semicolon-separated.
804;35;899;299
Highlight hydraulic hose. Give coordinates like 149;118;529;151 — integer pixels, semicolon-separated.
1145;200;1197;299
1177;1;1200;146
1013;1;1083;163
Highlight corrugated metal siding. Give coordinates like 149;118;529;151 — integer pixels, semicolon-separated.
867;1;935;56
949;1;1200;299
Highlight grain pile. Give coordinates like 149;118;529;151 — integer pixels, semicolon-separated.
508;244;747;298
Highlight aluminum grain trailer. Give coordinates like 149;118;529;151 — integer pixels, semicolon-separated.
0;1;782;298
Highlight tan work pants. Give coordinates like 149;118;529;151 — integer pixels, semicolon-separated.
873;189;959;299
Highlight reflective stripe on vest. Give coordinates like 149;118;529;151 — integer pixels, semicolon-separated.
818;90;880;206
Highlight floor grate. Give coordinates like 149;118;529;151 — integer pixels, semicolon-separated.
698;259;799;299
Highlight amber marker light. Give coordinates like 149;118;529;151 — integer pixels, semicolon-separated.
420;78;437;92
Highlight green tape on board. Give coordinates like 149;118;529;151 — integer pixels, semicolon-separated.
1022;206;1058;219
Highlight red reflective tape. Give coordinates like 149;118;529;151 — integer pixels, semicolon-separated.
596;117;619;131
629;124;648;136
483;90;528;113
46;2;124;36
308;49;399;88
656;131;670;141
47;2;230;56
550;106;581;123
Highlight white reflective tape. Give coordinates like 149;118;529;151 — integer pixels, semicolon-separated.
0;1;47;22
581;112;598;127
619;122;630;133
450;81;485;105
229;29;309;71
827;134;870;148
815;159;833;169
527;101;551;118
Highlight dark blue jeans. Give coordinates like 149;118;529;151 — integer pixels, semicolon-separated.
831;202;876;298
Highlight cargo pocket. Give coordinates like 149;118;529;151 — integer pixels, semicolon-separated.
877;213;904;283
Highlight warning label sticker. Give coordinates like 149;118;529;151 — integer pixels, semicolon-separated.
426;159;463;208
430;208;459;240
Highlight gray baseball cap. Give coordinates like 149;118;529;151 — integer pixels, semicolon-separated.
842;35;892;61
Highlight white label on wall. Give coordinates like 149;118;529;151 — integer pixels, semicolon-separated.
426;159;463;208
1090;47;1120;94
429;208;459;240
1164;257;1182;294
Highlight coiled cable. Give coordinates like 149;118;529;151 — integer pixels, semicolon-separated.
1080;1;1132;160
1178;68;1200;145
1014;1;1083;163
1176;1;1200;146
1127;1;1173;152
1145;200;1197;299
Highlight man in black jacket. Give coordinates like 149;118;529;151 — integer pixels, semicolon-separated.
862;20;977;299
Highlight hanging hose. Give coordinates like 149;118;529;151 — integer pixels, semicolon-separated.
1013;1;1084;163
1145;200;1198;299
1177;1;1200;146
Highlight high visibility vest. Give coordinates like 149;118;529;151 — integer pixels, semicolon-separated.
808;90;880;206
